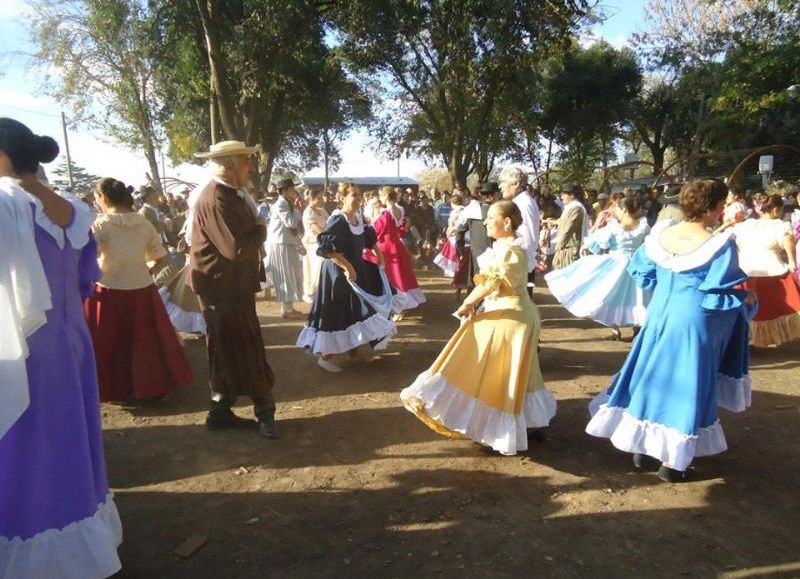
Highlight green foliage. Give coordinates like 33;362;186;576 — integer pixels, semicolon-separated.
331;0;591;185
30;0;166;189
49;156;100;192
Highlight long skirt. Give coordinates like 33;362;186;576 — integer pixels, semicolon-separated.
84;284;192;402
159;262;206;334
545;252;651;327
265;242;304;302
433;240;459;278
302;241;324;301
452;246;471;290
400;302;557;455
746;273;800;347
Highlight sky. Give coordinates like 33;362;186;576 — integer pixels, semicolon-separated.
0;0;649;189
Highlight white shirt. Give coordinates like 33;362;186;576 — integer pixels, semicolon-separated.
512;192;540;273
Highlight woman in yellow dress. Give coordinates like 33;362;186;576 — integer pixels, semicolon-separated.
401;201;557;455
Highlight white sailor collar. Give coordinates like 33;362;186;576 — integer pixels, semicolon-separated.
645;219;733;272
26;189;94;250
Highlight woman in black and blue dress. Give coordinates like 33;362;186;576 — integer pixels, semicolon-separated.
296;183;396;372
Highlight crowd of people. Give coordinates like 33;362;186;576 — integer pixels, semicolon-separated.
2;119;800;579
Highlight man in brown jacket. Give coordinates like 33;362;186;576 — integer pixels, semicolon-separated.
190;141;277;439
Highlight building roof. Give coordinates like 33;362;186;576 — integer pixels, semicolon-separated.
301;176;419;187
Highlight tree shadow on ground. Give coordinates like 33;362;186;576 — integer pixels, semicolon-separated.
112;459;800;579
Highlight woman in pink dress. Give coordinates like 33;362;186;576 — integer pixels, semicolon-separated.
368;186;426;315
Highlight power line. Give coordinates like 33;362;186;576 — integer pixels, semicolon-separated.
0;103;61;118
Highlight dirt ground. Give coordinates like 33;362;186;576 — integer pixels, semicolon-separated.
106;271;800;579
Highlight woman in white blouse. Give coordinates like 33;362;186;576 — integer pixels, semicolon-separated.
302;189;330;302
733;193;800;347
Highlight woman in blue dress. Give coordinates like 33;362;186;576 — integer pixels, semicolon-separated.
296;183;396;372
586;180;756;482
545;194;651;340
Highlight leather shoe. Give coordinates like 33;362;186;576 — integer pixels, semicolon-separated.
205;410;256;431
632;453;659;470
258;416;279;439
658;464;692;483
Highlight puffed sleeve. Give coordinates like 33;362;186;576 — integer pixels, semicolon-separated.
585;225;615;254
144;220;168;262
79;233;102;298
317;214;349;256
473;246;526;296
627;245;658;291
698;239;749;311
363;224;378;249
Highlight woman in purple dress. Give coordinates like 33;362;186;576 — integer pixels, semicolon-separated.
0;118;122;578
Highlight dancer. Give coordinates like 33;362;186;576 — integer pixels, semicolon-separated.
190;141;278;439
297;183;396;372
586;179;756;482
84;178;192;403
433;193;465;278
550;185;588;270
545;195;651;340
302;189;330;302
733;194;800;347
369;186;426;314
266;178;306;318
401;201;557;456
0;118;122;578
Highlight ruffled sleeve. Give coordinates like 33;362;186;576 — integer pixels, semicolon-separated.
78;233;102;298
627;245;658;291
698;239;749;311
316;214;349;257
63;194;96;250
363;224;378;249
473;245;526;296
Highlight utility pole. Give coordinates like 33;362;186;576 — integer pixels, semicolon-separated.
60;111;74;190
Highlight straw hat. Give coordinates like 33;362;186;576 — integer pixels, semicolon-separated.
195;140;259;159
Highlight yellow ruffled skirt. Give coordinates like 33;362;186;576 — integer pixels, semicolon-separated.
400;299;556;455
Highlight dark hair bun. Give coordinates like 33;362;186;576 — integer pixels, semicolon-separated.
125;185;134;195
36;135;59;163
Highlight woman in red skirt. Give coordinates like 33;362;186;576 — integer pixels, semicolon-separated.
733;194;800;347
84;178;192;402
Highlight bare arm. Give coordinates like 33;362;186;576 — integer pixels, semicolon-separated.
455;281;494;318
327;251;357;281
783;232;797;269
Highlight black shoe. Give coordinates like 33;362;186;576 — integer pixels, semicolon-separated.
632;453;659;470
527;428;546;443
257;416;279;439
205;410;257;431
609;328;622;341
658;464;692;483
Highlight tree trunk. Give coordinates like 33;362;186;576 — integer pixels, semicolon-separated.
323;131;331;192
143;143;162;194
261;151;276;189
194;0;240;139
651;146;666;177
209;85;218;144
688;88;706;178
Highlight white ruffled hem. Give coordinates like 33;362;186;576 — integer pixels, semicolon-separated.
158;286;206;334
400;371;557;456
433;253;458;277
296;312;397;355
717;373;752;413
586;404;727;471
392;287;427;312
0;493;123;579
